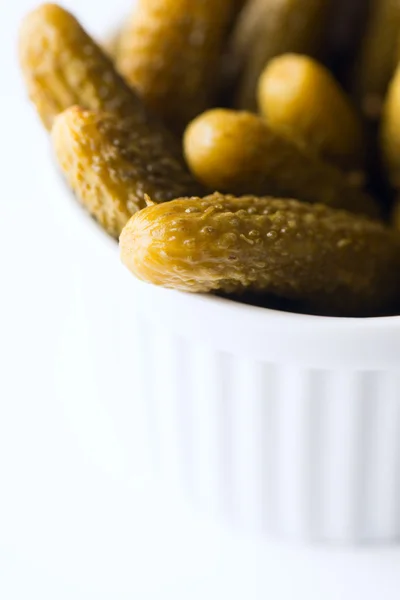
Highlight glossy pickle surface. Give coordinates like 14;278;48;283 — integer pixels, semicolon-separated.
257;53;364;170
120;193;400;317
52;106;203;238
184;109;378;217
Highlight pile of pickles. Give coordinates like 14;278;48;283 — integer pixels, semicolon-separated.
19;1;400;317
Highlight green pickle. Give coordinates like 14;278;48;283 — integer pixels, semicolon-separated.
52;107;203;239
117;0;236;133
16;0;400;319
354;0;400;119
19;4;151;129
184;109;378;217
19;3;203;228
18;2;182;162
257;54;364;170
230;0;330;111
120;193;400;317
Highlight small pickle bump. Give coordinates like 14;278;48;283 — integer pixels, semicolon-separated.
381;63;400;190
18;3;183;161
230;0;331;111
257;54;365;171
354;0;400;119
117;0;236;134
183;109;378;217
52;107;203;239
120;193;400;317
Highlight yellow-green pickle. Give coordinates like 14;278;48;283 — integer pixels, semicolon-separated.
354;0;400;119
52;107;203;239
19;3;203;233
257;54;364;170
20;4;152;130
19;4;183;161
381;63;400;189
17;0;400;319
184;109;378;217
230;0;331;111
120;193;400;317
117;0;236;133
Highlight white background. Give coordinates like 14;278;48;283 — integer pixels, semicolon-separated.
2;1;400;598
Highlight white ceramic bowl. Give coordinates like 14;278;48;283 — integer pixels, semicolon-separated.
52;164;400;545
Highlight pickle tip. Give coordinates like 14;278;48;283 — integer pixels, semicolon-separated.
257;53;364;170
184;108;378;218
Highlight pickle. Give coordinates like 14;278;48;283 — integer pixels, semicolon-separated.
52;107;203;239
381;63;400;189
257;54;364;170
120;193;400;317
184;109;378;217
230;0;331;111
354;0;400;119
18;2;182;162
117;0;235;133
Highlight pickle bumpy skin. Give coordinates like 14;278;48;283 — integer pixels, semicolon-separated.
120;193;400;317
117;0;235;134
184;109;378;217
381;64;400;190
52;107;202;239
230;0;330;111
18;2;182;161
257;54;364;170
354;0;400;119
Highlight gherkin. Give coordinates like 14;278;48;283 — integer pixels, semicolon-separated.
257;54;364;171
117;0;236;133
230;0;331;111
18;3;182;162
184;109;378;217
120;193;400;317
52;107;203;239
